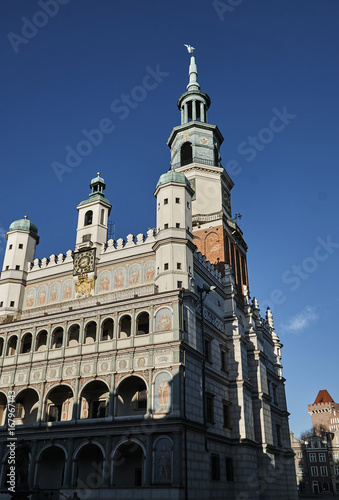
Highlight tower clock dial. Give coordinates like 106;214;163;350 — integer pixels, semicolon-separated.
73;249;96;275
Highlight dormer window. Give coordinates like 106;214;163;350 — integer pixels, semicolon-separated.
84;210;93;226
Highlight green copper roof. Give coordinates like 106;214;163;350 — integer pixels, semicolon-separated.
78;194;112;207
156;170;191;189
8;218;38;235
91;174;105;186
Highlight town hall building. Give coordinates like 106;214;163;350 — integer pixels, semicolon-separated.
0;52;297;499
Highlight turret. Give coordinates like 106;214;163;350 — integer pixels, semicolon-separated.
154;170;195;292
75;173;112;252
0;216;39;316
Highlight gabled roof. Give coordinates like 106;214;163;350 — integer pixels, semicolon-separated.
313;390;335;404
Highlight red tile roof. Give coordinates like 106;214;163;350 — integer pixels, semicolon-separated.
314;390;334;404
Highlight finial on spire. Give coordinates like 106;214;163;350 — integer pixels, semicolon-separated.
24;215;28;219
97;172;101;176
184;44;195;54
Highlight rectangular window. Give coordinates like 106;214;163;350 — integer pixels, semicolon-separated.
176;223;180;228
297;451;302;458
176;197;180;203
10;301;15;307
164;223;169;229
310;453;316;462
223;402;231;429
204;338;211;361
187;201;190;208
225;457;234;481
206;394;214;424
276;424;282;447
311;466;318;476
211;454;220;480
320;466;328;476
18;244;23;249
177;263;181;270
9;244;12;250
221;348;228;371
0;302;3;307
177;281;182;289
15;265;20;270
164;263;169;271
298;465;304;473
334;466;339;475
273;384;278;405
6;266;9;270
319;453;326;462
334;453;339;460
164;198;168;205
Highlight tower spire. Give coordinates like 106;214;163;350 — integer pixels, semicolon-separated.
187;55;200;92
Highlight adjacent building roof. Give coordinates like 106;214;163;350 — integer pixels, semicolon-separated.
313;390;335;404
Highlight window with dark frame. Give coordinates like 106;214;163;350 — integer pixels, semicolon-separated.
276;424;282;447
206;394;214;424
223;402;231;429
225;457;234;481
221;348;228;371
176;197;180;203
211;454;220;480
19;244;23;249
164;263;169;271
164;198;168;205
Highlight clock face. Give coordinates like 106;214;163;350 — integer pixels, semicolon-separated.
73;249;95;275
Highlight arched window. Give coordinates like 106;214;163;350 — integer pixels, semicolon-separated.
21;333;32;354
116;376;147;416
76;444;103;488
36;330;47;351
119;315;131;338
84;321;97;344
113;441;144;487
100;209;105;225
68;324;80;346
15;389;39;425
7;336;17;356
101;318;113;341
0;338;3;357
37;446;66;490
51;327;64;349
181;142;193;166
80;381;109;419
84;210;93;226
45;385;73;422
136;312;149;335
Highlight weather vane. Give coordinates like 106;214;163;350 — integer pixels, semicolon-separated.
184;44;195;54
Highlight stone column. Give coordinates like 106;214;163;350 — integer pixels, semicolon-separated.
28;440;38;487
145;434;153;485
192;100;197;121
102;435;112;487
36;381;46;422
72;377;80;420
64;438;75;487
184;103;188;123
200;101;205;122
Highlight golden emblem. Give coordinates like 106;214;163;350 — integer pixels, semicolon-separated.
75;273;94;296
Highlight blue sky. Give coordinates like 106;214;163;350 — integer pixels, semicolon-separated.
1;0;339;438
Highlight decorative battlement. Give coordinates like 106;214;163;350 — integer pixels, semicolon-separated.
194;250;223;283
102;228;156;254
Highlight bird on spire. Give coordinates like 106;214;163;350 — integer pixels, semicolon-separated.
184;44;195;54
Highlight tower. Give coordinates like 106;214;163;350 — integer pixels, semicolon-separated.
154;170;195;292
167;51;248;300
75;172;112;252
0;216;39;316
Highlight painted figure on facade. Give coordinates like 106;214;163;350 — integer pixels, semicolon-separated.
100;272;110;291
38;288;46;305
156;440;171;481
50;284;59;302
144;261;155;281
26;290;34;308
129;265;140;285
156;309;172;332
115;269;125;288
64;283;72;299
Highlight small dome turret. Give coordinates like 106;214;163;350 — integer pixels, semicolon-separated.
8;216;38;238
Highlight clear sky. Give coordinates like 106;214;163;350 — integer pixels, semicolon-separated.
1;0;338;438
